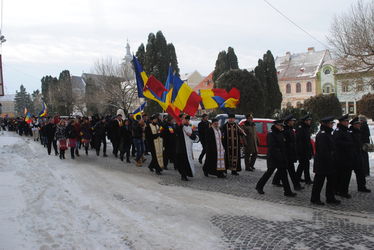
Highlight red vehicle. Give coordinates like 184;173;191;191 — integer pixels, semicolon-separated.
239;118;274;155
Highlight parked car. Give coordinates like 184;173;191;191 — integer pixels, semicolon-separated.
239;118;274;155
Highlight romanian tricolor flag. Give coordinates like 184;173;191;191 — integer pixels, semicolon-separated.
133;102;146;120
38;102;48;117
25;112;32;124
132;56;147;98
171;74;201;116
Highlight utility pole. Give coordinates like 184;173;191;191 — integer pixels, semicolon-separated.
0;0;6;96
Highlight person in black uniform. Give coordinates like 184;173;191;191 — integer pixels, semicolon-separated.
311;116;341;205
255;119;296;197
333;114;354;199
198;114;210;164
360;115;371;177
296;114;314;184
93;117;108;157
272;115;304;191
44;118;58;156
349;117;371;193
108;114;123;157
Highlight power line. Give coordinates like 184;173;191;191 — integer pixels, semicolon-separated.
262;0;330;49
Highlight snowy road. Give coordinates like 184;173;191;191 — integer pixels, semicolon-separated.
0;131;373;249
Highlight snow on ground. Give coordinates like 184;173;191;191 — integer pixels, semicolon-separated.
0;131;371;249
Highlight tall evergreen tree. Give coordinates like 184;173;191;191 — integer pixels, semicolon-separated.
136;31;180;114
227;47;239;70
136;43;146;67
213;47;239;83
254;50;282;116
213;50;228;83
215;69;266;117
14;85;34;116
41;75;58;114
55;70;73;115
167;43;180;76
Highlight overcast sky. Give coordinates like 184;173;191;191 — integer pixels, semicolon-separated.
1;0;365;94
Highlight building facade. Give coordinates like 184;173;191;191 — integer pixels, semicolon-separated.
318;62;374;115
275;48;332;108
0;94;15;117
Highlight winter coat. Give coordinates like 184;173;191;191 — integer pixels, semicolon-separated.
241;121;258;154
360;121;371;144
283;124;297;163
296;122;313;160
313;125;336;175
55;125;67;141
66;124;78;139
350;126;363;170
266;125;287;169
93;121;107;140
44;123;56;141
132;122;143;139
198;120;210;146
333;123;354;170
119;125;132;152
80;123;92;140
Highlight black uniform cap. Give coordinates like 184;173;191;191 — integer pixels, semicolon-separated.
320;116;335;123
300;114;312;121
273;119;284;126
211;118;219;123
338;114;349;122
284;114;296;122
350;117;360;125
228;113;235;118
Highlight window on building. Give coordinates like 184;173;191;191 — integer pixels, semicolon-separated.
306;82;312;92
296;82;301;93
286;83;291;94
341;102;347;114
348;102;355;114
323;83;334;94
342;82;349;92
324;68;331;75
356;79;364;91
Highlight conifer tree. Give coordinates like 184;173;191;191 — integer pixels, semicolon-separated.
227;47;239;70
136;31;180;114
14;85;34;116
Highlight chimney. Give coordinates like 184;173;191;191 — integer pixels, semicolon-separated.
308;47;315;53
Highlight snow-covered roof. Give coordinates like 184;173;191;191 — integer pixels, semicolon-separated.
0;94;15;102
71;76;86;90
275;48;331;80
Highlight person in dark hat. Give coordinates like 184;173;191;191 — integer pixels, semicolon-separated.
296;114;314;184
145;114;164;175
272;115;304;191
198;114;210;164
161;115;177;170
256;119;296;197
203;118;226;178
349;117;371;193
333;114;354;199
311;116;341;205
222;113;242;175
175;115;196;181
241;113;258;171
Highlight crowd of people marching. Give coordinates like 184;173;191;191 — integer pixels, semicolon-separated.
0;111;371;206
